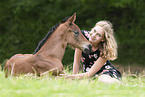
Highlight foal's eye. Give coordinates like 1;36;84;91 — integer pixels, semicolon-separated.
74;31;79;35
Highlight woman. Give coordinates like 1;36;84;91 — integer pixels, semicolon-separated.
64;20;121;84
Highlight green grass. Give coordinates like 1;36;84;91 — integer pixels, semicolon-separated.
0;71;145;97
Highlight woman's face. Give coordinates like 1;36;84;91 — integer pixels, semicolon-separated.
89;26;105;46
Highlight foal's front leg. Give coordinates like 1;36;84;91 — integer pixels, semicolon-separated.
35;58;64;76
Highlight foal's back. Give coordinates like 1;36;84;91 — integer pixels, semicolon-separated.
4;54;35;76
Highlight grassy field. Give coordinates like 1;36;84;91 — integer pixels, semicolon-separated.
0;71;145;97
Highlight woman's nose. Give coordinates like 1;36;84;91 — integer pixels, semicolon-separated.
91;33;96;38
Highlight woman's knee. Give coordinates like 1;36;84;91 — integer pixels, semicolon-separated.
98;74;121;84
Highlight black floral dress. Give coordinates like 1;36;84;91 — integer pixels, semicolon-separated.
81;30;121;80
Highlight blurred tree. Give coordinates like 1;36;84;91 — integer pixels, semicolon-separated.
0;0;145;66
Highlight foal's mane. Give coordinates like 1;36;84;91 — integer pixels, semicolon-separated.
33;17;70;54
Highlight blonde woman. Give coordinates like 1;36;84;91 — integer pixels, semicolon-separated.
64;20;121;84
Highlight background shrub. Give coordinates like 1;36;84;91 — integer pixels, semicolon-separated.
0;0;144;66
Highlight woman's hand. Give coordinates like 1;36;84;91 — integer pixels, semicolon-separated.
59;73;89;80
59;73;77;79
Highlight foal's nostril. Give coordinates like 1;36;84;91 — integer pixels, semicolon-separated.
88;44;92;52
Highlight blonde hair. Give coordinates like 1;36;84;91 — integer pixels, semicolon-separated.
95;20;117;60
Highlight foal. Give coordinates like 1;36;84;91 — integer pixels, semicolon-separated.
4;13;91;77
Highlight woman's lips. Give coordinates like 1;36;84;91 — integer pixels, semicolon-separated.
90;36;95;41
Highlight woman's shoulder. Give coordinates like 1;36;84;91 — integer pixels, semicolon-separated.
81;30;89;34
81;30;90;40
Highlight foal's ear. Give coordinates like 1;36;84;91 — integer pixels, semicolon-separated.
67;13;76;24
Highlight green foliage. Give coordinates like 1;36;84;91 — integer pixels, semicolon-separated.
0;0;145;65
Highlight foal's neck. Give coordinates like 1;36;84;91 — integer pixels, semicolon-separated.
36;29;67;61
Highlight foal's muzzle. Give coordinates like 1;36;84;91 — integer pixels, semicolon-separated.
84;44;92;53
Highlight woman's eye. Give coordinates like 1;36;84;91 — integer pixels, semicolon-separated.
97;33;101;37
94;29;96;32
98;34;101;37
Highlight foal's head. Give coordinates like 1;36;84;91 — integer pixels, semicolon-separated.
60;13;92;53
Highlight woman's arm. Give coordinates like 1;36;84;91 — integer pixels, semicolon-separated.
73;48;82;74
66;57;107;79
87;57;107;77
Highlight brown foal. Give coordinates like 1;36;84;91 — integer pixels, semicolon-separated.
4;13;91;77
